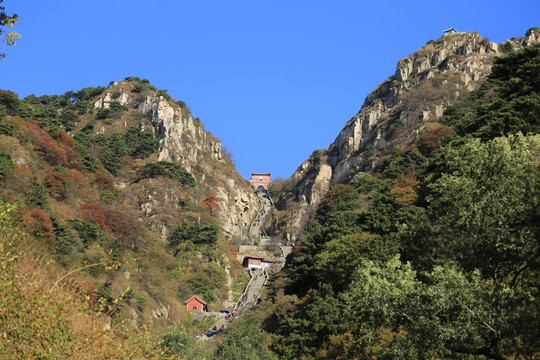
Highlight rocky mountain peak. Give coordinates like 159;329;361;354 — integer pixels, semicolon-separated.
92;80;258;237
271;30;539;238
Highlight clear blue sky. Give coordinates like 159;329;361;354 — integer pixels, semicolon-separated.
1;1;538;179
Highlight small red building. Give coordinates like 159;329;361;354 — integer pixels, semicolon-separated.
250;172;271;190
242;253;264;270
184;295;208;312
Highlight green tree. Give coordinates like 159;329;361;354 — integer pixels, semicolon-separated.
170;221;219;248
27;177;49;210
59;109;79;131
137;161;195;186
124;126;159;158
160;325;195;357
214;318;278;360
427;134;540;284
0;152;14;181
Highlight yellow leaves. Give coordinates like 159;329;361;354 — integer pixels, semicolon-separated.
3;31;19;45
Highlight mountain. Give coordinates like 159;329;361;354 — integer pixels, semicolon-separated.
0;78;260;358
91;80;258;236
262;30;540;359
270;29;540;239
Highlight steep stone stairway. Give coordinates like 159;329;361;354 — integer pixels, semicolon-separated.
249;188;273;241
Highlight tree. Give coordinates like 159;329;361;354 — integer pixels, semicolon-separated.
160;325;195;358
0;152;14;181
427;133;540;284
214;318;278;360
0;0;19;59
170;221;219;248
137;161;195;186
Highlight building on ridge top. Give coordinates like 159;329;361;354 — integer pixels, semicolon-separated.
250;172;271;190
443;27;458;35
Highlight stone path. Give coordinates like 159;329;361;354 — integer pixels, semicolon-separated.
199;268;268;340
199;188;274;340
249;189;273;240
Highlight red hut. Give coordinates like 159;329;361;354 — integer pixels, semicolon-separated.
184;295;208;312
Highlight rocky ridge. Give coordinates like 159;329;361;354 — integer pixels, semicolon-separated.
272;30;540;238
93;82;258;237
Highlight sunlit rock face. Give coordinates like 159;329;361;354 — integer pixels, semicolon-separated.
93;84;258;237
271;31;538;238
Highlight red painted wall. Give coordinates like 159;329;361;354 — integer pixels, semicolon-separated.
185;298;205;312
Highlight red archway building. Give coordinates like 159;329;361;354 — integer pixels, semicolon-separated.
250;172;271;190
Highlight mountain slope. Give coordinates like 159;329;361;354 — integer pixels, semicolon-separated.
271;29;540;238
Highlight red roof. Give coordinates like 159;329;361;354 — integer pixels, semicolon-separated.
184;295;207;305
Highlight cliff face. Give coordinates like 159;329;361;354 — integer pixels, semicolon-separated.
272;30;539;238
93;82;258;237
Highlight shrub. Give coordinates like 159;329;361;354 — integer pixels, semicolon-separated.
160;325;195;357
0;90;20;116
526;27;540;37
0;152;14;181
170;221;219;247
132;82;157;93
124;127;159;158
157;89;172;101
137;161;195;186
201;193;220;212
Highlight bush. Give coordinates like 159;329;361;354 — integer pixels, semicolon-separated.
526;27;539;37
137;161;195;186
132;82;157;93
0;90;20;116
0;152;14;181
170;221;219;248
160;325;195;357
124;127;159;158
157;89;172;101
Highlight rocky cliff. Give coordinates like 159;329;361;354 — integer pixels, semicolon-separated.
272;30;540;238
92;81;258;238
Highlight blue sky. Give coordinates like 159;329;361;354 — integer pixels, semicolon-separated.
1;1;538;179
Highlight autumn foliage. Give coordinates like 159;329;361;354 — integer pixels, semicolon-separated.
390;176;420;206
201;193;220;212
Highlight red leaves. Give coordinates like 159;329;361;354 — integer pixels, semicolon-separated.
23;122;79;167
45;171;68;199
81;202;108;231
201;193;221;212
80;202;132;246
29;207;54;239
